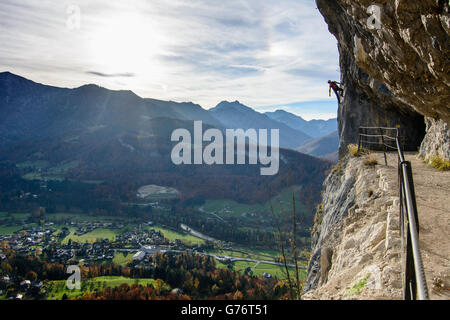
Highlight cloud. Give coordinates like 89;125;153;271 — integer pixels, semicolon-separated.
86;71;135;78
0;0;340;119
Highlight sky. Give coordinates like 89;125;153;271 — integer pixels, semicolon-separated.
0;0;340;120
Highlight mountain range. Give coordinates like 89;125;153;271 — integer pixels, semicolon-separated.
0;71;338;154
297;131;339;161
0;71;333;207
265;109;337;138
209;100;312;149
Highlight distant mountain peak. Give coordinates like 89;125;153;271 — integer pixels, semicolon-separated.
77;83;101;89
271;109;306;120
211;100;253;112
74;84;140;99
0;71;14;77
0;71;47;92
265;109;337;138
0;71;33;83
273;109;288;114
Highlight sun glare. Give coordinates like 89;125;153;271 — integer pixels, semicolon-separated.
90;14;163;75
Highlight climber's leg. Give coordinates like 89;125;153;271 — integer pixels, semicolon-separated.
333;89;341;103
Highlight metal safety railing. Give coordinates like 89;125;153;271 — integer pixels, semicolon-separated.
357;126;429;300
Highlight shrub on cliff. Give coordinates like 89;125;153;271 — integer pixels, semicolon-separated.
428;156;450;171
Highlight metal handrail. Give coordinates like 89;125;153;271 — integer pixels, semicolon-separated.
357;126;429;300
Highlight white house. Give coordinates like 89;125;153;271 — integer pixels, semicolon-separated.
133;251;146;261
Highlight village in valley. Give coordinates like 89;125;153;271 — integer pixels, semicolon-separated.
0;213;201;299
0;207;296;300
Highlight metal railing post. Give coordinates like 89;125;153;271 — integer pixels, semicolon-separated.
379;127;387;166
401;161;429;300
358;128;361;153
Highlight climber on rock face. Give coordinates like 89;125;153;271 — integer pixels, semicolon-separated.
328;80;344;103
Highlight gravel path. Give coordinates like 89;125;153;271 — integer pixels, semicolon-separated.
379;152;450;300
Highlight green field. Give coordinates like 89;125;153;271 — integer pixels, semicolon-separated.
252;262;306;279
150;226;205;246
216;260;306;280
207;248;278;262
197;186;306;221
0;212;31;221
20;160;79;181
112;252;134;266
62;228;120;244
46;276;157;300
0;225;24;235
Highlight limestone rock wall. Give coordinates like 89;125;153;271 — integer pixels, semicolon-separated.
303;154;402;299
316;0;449;158
304;0;450;300
419;117;450;160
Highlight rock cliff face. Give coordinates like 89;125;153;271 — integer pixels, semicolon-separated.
316;0;449;159
303;154;402;299
418;118;450;160
304;1;449;298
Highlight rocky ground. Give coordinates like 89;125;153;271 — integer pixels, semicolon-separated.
303;151;449;300
403;153;450;300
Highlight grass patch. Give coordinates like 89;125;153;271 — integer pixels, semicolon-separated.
363;156;378;167
112;252;134;266
217;259;305;280
20;160;79;181
207;247;280;262
46;276;157;300
347;144;360;157
9;212;31;220
197;186;305;222
62;228;120;244
330;163;343;176
347;275;369;297
253;263;306;280
427;156;450;171
0;225;24;235
151;226;205;246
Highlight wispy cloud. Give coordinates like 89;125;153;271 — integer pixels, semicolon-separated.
0;0;340;118
86;71;135;78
